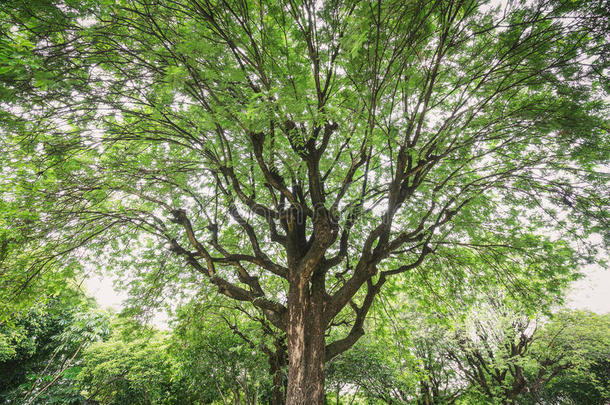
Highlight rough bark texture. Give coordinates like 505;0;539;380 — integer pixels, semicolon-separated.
285;273;327;405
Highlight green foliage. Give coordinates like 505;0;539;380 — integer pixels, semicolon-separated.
170;299;277;404
1;0;608;400
326;290;610;405
0;280;608;404
403;304;610;405
0;289;110;404
1;0;607;315
78;322;188;405
521;311;610;405
326;339;412;404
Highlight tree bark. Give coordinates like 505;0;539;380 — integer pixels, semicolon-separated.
285;275;326;404
269;341;287;405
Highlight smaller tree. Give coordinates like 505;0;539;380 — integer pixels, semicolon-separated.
344;285;610;405
445;306;610;405
521;310;610;405
325;292;468;405
170;299;280;405
78;320;188;405
325;338;406;404
0;290;110;404
448;307;538;404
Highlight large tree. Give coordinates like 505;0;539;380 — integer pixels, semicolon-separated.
1;0;608;402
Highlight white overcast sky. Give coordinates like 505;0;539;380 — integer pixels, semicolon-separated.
565;264;610;314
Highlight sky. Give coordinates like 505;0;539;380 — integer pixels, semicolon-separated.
566;264;610;314
86;275;127;312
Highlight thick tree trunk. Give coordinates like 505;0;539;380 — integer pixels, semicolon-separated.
284;277;326;404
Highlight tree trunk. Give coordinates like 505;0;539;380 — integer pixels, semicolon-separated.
285;276;326;404
269;341;287;405
270;368;285;405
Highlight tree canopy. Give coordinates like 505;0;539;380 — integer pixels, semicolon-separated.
1;0;608;402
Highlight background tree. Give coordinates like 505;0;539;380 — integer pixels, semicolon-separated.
434;304;610;405
325;338;407;404
445;301;541;404
77;321;192;405
1;0;608;402
0;289;110;404
170;296;284;404
325;294;610;405
520;310;610;405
